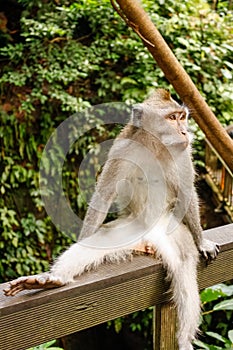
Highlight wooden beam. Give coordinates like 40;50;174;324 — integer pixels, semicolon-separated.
153;303;178;350
0;224;233;350
111;0;233;173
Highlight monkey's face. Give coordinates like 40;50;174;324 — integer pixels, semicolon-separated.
132;104;190;149
163;108;190;149
131;89;191;150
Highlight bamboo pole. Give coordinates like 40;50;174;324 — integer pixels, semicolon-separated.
112;0;233;172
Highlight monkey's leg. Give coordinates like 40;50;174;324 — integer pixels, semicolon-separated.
4;238;155;297
145;219;200;350
4;227;136;297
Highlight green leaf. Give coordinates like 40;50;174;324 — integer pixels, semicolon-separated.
218;284;233;297
193;339;211;349
201;285;224;303
27;339;64;349
222;44;233;52
120;77;137;86
201;284;233;303
221;69;232;80
206;331;228;344
114;317;123;334
177;37;189;47
213;299;233;311
228;330;233;342
224;61;233;70
12;237;18;248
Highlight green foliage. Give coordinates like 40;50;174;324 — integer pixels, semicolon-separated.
193;283;233;349
195;331;233;349
107;307;153;349
27;340;63;350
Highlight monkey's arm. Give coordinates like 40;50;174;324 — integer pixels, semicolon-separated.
184;189;219;260
78;158;125;240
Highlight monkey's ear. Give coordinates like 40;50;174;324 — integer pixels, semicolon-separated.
132;105;143;127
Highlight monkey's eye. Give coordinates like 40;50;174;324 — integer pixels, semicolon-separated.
168;114;177;121
180;113;186;121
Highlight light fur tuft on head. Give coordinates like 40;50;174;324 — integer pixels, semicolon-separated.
145;88;172;104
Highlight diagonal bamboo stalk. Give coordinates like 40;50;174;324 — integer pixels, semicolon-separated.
112;0;233;172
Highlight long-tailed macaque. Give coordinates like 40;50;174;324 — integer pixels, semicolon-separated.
4;89;219;350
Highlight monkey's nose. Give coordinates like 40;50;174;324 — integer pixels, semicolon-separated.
177;128;186;135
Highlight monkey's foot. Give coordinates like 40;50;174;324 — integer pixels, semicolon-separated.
3;273;64;297
199;238;220;262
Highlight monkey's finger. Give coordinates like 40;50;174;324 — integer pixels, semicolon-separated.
200;250;208;260
10;285;25;296
8;276;29;286
3;287;12;296
4;285;24;296
3;279;28;295
204;250;219;265
209;245;220;260
201;252;214;265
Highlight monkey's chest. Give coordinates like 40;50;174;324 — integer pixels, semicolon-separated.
116;164;168;225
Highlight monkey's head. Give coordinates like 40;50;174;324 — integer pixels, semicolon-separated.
131;89;191;149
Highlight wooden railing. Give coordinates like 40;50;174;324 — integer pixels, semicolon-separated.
0;224;233;350
205;135;233;222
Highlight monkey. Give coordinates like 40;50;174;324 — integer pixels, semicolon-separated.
4;89;219;350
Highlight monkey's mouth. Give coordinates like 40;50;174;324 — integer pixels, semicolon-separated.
163;139;189;149
178;140;189;148
175;134;190;148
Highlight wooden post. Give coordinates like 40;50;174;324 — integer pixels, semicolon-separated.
111;0;233;172
153;303;178;350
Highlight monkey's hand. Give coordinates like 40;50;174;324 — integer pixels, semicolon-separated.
199;238;220;262
3;273;64;297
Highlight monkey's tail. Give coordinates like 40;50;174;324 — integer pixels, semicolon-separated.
168;250;200;349
146;219;200;350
